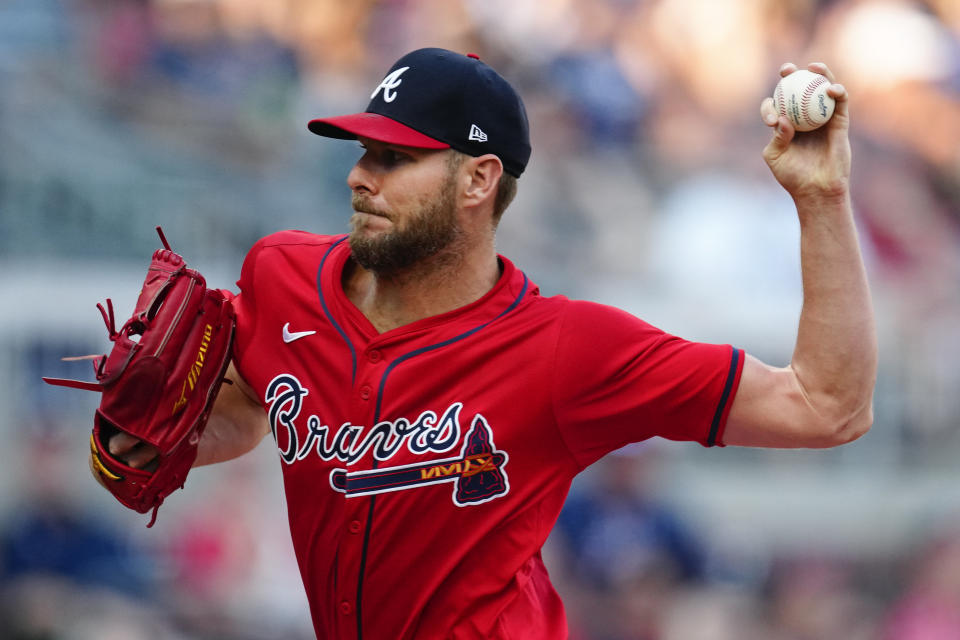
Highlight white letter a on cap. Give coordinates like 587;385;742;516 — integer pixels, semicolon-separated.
371;66;410;103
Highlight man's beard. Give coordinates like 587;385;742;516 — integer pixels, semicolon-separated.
348;176;462;275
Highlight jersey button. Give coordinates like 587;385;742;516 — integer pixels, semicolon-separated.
339;600;353;616
359;385;372;400
348;520;362;534
368;349;382;363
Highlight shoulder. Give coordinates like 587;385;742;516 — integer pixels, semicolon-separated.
495;257;662;338
248;230;345;256
242;231;346;270
548;297;662;338
505;292;667;363
238;231;347;291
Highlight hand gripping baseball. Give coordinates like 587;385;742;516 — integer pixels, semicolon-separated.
44;227;236;526
761;62;851;202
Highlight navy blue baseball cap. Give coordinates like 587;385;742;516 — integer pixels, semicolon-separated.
308;48;531;177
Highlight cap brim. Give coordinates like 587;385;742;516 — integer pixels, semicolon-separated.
307;113;450;149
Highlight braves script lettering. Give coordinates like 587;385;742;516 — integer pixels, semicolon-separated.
265;374;511;505
265;374;462;466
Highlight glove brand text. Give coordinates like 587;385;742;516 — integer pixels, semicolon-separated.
173;323;213;413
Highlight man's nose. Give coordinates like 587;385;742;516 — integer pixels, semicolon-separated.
347;153;377;195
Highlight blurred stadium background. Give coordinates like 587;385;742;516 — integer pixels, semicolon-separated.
1;0;959;638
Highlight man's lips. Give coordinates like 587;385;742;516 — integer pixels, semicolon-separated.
354;208;391;220
351;194;391;220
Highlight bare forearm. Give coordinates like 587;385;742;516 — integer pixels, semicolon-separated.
195;363;270;466
195;411;268;466
791;191;877;422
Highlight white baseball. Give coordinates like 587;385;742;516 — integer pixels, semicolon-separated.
773;69;835;132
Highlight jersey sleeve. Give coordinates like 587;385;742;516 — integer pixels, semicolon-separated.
229;235;267;373
551;301;743;468
229;230;342;382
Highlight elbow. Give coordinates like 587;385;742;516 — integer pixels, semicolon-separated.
814;400;874;448
790;357;878;448
835;403;873;444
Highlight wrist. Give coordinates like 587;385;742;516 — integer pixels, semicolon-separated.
792;182;851;213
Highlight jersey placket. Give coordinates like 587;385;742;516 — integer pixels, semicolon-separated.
322;245;529;639
336;342;388;640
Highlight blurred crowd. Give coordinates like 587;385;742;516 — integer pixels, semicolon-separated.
1;0;959;638
7;437;960;640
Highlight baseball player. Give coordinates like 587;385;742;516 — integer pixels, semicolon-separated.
106;49;876;639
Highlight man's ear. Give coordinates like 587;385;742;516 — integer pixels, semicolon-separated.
462;154;504;209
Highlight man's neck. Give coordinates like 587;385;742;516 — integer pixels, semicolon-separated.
344;241;501;334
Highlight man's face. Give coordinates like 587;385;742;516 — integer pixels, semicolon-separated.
347;139;463;275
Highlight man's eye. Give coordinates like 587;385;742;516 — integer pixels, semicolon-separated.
383;150;403;165
356;144;409;167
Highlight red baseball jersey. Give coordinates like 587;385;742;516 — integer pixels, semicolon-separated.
230;231;744;639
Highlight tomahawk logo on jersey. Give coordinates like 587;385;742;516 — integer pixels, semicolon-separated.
329;412;509;506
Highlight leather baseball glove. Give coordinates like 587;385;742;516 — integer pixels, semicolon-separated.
44;227;235;526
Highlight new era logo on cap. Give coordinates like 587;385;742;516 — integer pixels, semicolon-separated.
468;124;488;143
307;48;531;177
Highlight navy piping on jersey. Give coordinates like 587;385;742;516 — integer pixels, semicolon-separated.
316;236;357;384
707;347;742;446
355;270;529;640
372;272;529;425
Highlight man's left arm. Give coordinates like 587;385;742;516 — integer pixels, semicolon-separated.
723;62;877;448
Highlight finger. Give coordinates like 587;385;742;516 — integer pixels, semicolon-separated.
760;96;778;126
779;62;798;77
827;82;848;102
108;431;141;456
807;62;835;83
829;83;849;122
124;443;160;470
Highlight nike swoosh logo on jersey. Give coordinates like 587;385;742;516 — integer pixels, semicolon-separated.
282;323;316;344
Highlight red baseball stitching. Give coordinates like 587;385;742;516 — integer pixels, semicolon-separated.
775;82;786;117
800;74;828;127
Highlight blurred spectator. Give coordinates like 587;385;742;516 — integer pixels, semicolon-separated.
150;0;300;111
761;557;882;640
0;425;158;637
883;523;960;640
550;444;707;639
810;0;960;172
92;0;156;88
0;425;153;594
153;451;314;639
549;47;646;149
643;170;803;347
660;586;765;640
543;0;648;149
